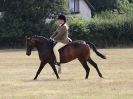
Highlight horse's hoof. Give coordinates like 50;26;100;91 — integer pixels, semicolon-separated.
101;76;104;79
57;76;60;79
33;78;37;80
85;78;88;79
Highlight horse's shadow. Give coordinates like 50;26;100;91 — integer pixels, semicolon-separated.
23;78;74;82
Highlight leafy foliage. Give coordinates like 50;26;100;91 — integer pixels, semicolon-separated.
0;0;67;47
89;0;133;13
89;0;118;11
69;12;133;47
0;0;133;47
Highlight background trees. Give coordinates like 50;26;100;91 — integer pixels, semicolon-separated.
0;0;67;47
0;0;133;47
89;0;133;12
89;0;118;11
69;0;133;47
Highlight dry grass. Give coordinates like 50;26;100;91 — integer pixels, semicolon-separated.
0;49;133;99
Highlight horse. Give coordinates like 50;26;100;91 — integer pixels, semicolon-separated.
26;35;106;80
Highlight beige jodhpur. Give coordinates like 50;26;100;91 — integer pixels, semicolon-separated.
53;42;66;63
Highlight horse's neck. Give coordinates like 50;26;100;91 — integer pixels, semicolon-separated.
36;45;45;53
36;42;52;54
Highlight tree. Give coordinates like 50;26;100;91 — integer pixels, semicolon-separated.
128;0;133;3
89;0;133;13
89;0;118;12
0;0;68;47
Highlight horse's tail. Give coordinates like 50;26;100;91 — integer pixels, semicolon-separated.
86;41;106;59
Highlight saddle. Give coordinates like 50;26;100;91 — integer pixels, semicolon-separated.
49;39;86;49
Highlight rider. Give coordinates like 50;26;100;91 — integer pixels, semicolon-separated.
50;15;72;67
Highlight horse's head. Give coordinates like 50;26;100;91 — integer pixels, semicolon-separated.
26;35;50;56
26;37;35;56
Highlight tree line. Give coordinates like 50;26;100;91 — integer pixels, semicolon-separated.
0;0;133;47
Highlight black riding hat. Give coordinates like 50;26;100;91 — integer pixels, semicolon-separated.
58;15;66;22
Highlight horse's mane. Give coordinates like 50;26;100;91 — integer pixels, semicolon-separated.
32;35;49;42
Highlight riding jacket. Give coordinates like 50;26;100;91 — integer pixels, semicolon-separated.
50;24;70;44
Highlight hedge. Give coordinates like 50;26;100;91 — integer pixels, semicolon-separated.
0;12;133;48
69;14;133;47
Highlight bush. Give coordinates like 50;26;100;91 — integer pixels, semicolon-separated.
89;0;133;14
89;0;118;11
128;0;133;3
69;18;89;41
69;12;133;48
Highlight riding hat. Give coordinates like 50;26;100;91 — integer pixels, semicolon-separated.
58;15;66;22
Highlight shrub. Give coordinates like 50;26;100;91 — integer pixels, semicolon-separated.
69;12;133;47
69;18;89;41
89;0;118;11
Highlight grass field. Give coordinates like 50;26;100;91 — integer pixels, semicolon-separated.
0;49;133;99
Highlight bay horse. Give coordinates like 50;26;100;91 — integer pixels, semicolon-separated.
26;35;106;80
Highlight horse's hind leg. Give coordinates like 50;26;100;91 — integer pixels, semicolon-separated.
88;58;103;78
34;62;46;80
78;58;90;79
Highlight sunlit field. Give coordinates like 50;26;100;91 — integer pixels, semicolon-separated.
0;49;133;99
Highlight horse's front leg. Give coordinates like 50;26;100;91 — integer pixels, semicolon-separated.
49;63;60;79
34;61;47;80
